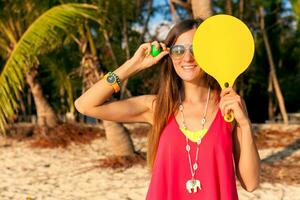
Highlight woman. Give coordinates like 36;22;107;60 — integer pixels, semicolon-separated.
75;18;260;200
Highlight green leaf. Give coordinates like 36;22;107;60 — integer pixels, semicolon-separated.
291;0;300;17
0;3;100;134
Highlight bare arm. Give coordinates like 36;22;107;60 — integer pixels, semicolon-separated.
74;42;168;124
219;87;260;192
233;121;261;192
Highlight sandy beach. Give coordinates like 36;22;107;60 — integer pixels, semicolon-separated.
1;123;299;200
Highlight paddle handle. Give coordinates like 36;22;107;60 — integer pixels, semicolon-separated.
224;111;234;122
223;83;235;122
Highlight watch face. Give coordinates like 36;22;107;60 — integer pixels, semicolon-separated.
106;75;116;84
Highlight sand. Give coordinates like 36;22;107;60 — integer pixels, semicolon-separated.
0;127;299;200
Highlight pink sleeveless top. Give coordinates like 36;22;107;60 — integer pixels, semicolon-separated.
146;109;239;200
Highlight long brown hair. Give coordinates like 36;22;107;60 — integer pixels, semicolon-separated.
147;19;221;172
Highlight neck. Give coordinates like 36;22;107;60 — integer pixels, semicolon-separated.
182;79;210;104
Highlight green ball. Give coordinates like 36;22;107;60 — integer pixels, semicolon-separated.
151;45;161;57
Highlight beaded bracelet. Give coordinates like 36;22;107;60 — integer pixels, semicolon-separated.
108;72;122;87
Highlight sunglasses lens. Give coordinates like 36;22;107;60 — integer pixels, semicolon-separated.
189;45;193;56
170;45;185;58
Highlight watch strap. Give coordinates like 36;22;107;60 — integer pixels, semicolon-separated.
104;72;121;93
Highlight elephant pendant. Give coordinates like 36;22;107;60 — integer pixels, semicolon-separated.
186;179;201;193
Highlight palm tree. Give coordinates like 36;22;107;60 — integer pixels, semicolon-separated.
191;0;213;19
167;0;212;21
0;1;137;157
290;0;300;17
72;0;137;156
0;3;99;133
41;55;77;122
71;20;135;156
291;0;300;30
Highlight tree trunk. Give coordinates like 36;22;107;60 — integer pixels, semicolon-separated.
102;30;119;68
79;29;135;156
120;15;132;99
27;90;32;121
169;0;212;21
259;6;288;124
225;0;233;15
168;0;180;23
25;65;58;128
268;71;275;120
102;120;134;156
239;0;244;19
237;0;245;97
79;53;101;91
139;0;153;42
191;0;212;20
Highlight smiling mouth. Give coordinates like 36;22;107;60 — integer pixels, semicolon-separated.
182;65;197;69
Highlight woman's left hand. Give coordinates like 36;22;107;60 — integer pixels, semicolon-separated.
219;87;250;127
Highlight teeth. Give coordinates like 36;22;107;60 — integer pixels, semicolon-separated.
183;66;194;69
182;65;196;69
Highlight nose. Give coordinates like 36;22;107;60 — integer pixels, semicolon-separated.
182;49;194;62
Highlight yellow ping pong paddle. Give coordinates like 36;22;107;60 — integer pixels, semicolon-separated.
193;14;255;122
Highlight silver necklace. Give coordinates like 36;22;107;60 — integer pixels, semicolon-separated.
179;86;210;193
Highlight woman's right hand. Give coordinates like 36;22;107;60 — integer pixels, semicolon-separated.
129;41;169;70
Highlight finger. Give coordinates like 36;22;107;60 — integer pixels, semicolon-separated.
224;103;239;117
141;42;151;56
223;102;239;117
160;42;167;51
220;87;231;97
221;95;241;104
220;88;229;97
220;96;243;115
147;42;152;55
151;41;160;49
140;42;150;49
220;100;236;116
153;50;169;63
219;95;240;108
224;104;234;118
220;87;236;97
223;101;235;113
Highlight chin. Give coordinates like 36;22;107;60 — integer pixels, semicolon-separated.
180;75;198;82
177;71;206;83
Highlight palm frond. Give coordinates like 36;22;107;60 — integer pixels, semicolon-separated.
290;0;300;20
0;3;99;133
42;56;75;114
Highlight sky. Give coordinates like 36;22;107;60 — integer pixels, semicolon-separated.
143;0;295;41
147;0;173;40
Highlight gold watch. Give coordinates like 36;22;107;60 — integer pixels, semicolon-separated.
104;72;121;93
